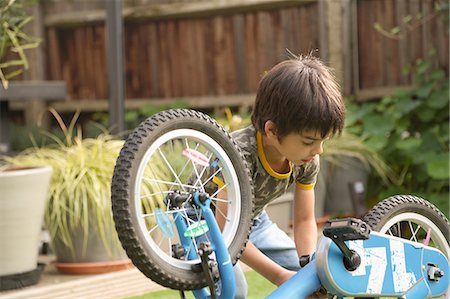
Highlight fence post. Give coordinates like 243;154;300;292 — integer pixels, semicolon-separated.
106;0;125;135
319;0;352;95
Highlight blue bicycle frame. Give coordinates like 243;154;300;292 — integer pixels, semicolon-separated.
174;192;236;299
183;195;449;299
268;232;449;298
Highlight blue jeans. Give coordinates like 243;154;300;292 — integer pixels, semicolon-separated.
234;210;300;298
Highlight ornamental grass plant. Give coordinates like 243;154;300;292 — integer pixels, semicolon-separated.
1;109;166;260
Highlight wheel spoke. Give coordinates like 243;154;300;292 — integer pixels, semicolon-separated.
412;223;422;243
181;208;201;260
211;200;230;222
202;167;224;188
408;221;418;242
148;223;160;235
210;183;228;199
158;148;186;191
168;142;201;192
387;227;394;236
183;138;214;191
139;190;172;200
191;153;214;191
142;208;190;217
209;196;229;203
143;177;195;190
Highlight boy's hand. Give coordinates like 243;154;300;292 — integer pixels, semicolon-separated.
274;268;296;286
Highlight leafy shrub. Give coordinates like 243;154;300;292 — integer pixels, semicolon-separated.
0;0;40;88
346;59;449;216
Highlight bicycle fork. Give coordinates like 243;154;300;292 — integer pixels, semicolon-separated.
173;192;236;299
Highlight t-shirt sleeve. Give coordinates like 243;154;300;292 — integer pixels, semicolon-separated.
295;155;320;190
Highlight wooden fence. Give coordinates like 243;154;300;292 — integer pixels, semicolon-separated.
355;0;448;99
45;1;321;105
10;0;450;113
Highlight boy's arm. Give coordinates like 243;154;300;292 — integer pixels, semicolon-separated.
216;190;295;286
240;241;295;286
293;186;317;257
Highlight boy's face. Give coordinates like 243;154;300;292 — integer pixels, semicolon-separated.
275;130;326;165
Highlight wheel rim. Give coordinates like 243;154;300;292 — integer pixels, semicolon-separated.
133;129;241;270
377;212;450;258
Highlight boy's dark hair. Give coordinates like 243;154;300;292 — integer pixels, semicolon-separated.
251;54;346;139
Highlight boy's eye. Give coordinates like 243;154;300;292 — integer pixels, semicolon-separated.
302;141;314;146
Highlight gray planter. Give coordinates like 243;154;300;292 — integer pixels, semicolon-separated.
318;157;368;217
52;225;128;263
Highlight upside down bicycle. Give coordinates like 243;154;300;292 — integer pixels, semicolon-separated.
111;109;449;298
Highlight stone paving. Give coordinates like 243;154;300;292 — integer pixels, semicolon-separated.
0;255;251;299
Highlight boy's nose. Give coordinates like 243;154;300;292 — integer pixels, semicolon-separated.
312;142;324;155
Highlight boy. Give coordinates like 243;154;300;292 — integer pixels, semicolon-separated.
231;53;346;297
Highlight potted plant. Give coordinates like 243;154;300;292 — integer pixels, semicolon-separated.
3;109;133;274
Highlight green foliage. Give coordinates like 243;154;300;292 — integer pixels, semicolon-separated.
0;0;41;88
127;270;276;299
346;59;449;216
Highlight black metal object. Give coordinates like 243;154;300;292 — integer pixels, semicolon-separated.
198;242;218;299
0;263;46;291
323;218;370;271
0;81;66;153
106;0;125;135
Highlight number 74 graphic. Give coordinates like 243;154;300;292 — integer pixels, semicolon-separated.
349;239;417;294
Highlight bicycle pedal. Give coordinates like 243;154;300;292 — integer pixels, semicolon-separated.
323;218;370;241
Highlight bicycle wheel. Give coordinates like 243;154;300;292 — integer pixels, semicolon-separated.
363;195;450;259
111;109;254;290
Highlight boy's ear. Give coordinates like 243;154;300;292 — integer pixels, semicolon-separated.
264;121;278;139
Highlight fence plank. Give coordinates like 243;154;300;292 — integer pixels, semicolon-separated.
395;0;409;84
233;14;247;93
244;13;258;91
46;28;62;80
382;0;399;85
147;22;159;97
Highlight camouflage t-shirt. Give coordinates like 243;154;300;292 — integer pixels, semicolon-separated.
231;125;320;217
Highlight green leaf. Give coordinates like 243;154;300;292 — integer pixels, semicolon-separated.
4;68;22;79
426;156;449;179
430;69;445;80
427;90;449;109
416;107;435;122
395;138;422;150
394;98;421;114
365;134;388;151
402;15;413;23
124;110;139;122
373;22;383;31
417;61;430;75
390;27;401;34
416;85;433;98
363;115;395;135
